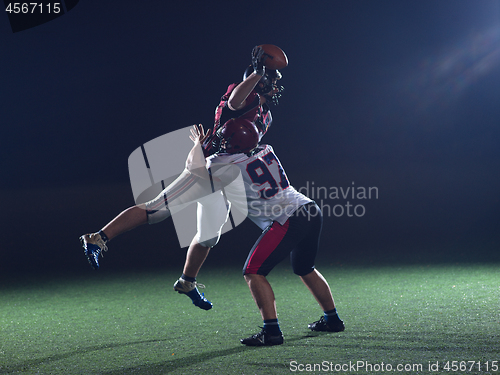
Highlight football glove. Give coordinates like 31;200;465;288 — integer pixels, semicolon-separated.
251;46;267;76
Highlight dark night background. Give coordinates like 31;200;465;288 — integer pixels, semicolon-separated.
1;0;499;280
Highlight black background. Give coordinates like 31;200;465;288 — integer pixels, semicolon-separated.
1;0;499;279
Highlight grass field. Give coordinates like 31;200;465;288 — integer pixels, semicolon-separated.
1;263;498;374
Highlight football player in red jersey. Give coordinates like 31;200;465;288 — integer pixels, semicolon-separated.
202;45;283;157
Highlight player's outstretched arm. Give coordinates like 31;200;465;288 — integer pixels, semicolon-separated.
185;124;210;179
227;46;267;110
228;74;262;110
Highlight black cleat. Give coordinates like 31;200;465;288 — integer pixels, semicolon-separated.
308;316;345;332
240;328;284;346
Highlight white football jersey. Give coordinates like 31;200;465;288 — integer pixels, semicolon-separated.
207;144;312;230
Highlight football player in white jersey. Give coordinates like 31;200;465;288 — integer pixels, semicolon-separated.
188;120;345;346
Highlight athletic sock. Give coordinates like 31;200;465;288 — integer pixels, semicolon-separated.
263;319;281;336
324;308;342;324
98;230;109;243
181;274;196;283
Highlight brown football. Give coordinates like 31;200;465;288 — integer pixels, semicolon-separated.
258;44;288;70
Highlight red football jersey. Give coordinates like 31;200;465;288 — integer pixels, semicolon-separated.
203;83;272;156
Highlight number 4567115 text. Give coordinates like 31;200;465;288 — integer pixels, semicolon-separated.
5;3;61;14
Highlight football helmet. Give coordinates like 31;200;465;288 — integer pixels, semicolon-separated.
243;65;284;105
216;118;259;154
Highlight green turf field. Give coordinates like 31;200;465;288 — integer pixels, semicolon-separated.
1;264;498;374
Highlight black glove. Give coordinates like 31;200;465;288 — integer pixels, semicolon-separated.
251;46;267;76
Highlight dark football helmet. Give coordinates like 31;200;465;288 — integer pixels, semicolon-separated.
216;118;259;154
243;65;284;105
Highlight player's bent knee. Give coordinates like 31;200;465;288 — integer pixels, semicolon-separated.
146;208;171;224
242;265;271;277
196;235;220;248
292;265;316;277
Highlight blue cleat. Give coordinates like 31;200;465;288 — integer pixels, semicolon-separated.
173;278;213;310
80;233;107;270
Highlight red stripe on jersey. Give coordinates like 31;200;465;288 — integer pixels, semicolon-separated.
244;219;290;274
